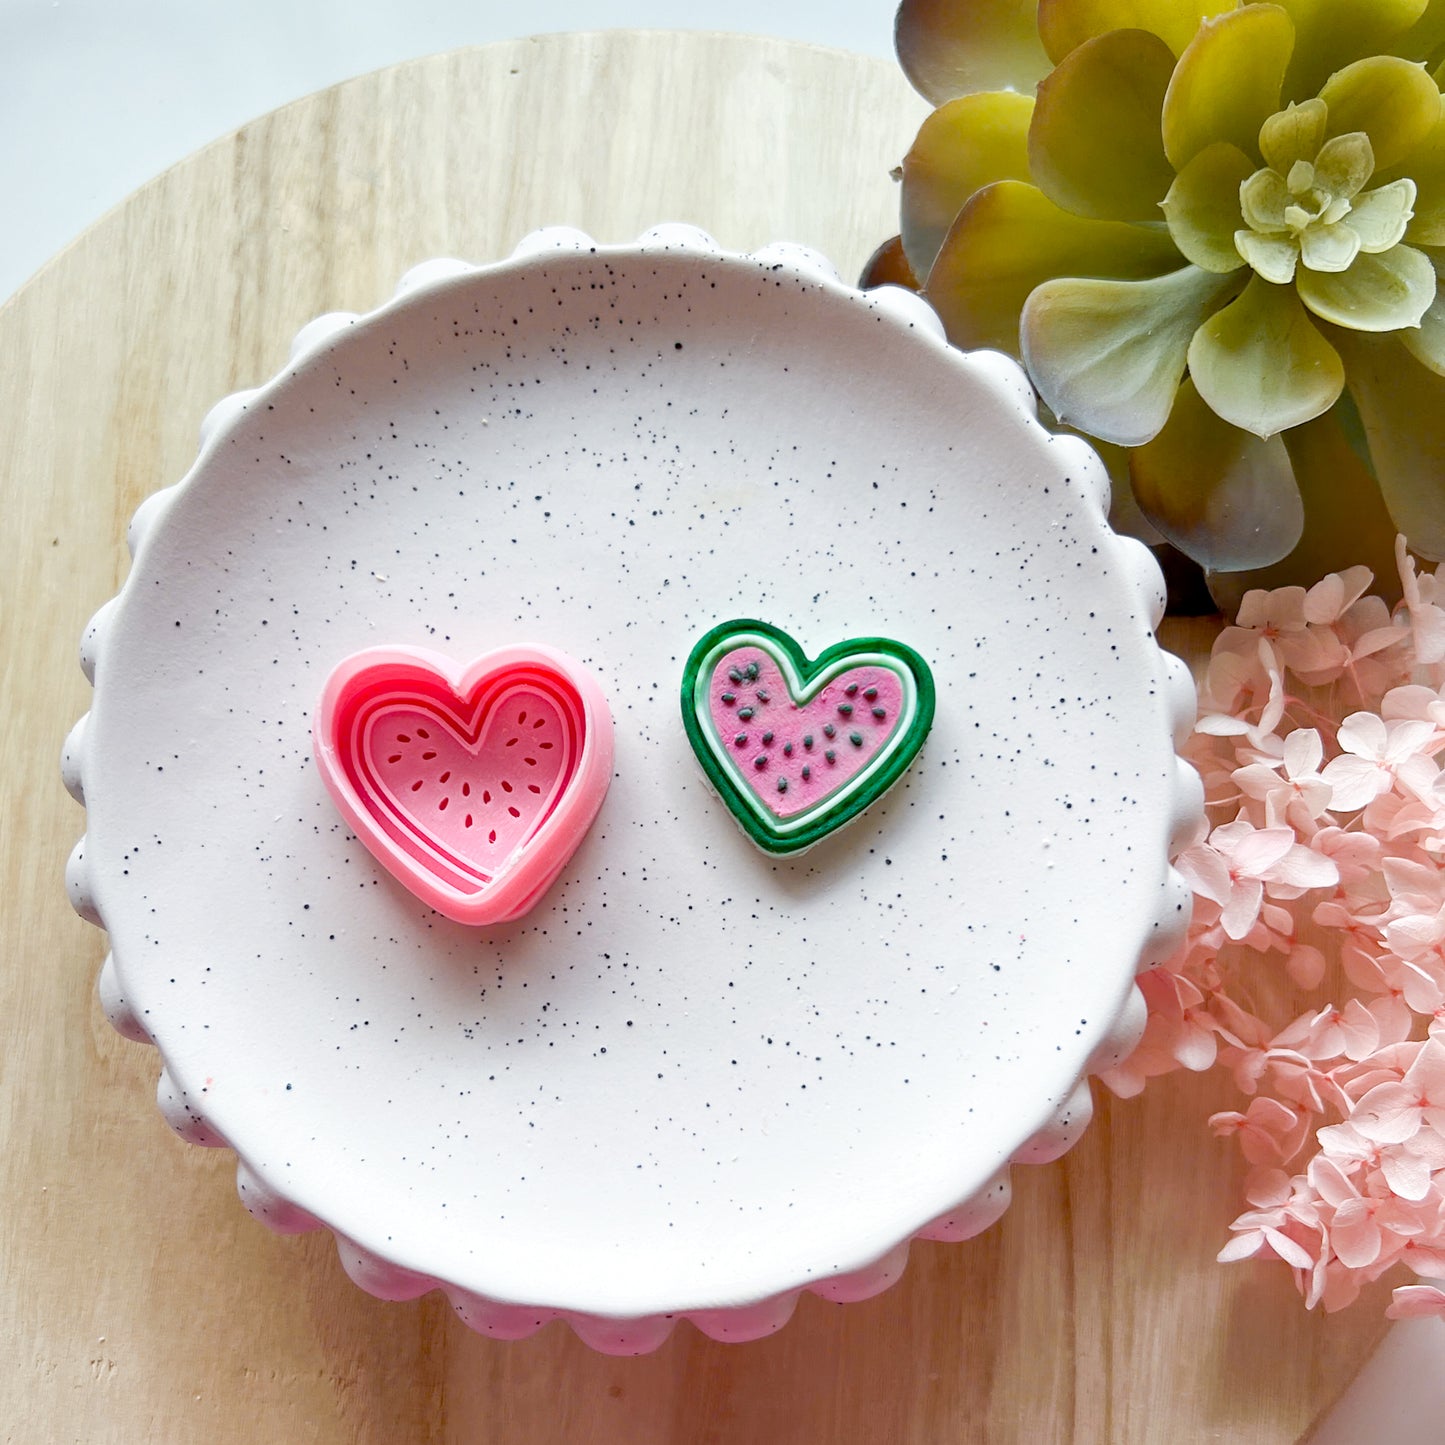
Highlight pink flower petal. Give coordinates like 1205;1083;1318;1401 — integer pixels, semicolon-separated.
1339;999;1381;1060
1173;1020;1218;1072
1222;877;1265;941
1308;1155;1361;1208
1379;1144;1436;1201
1405;1036;1445;1084
1322;754;1388;812
1386;1284;1445;1319
1338;712;1388;759
1330;1199;1384;1269
1263;1224;1316;1270
1352;1081;1421;1144
1267;843;1339;891
1218;1232;1266;1264
1175;845;1232;907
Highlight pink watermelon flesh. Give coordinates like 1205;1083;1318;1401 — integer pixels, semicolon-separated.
364;686;571;881
706;649;905;820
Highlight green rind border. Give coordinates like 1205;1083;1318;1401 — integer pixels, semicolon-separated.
679;618;937;856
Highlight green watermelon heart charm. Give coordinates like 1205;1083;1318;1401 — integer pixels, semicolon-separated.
681;620;935;855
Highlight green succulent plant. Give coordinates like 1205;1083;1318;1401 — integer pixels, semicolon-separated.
885;0;1445;603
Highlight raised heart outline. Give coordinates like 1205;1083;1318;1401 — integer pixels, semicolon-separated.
314;644;613;924
680;619;936;855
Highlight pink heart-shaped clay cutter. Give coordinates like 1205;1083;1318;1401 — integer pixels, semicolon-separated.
313;645;613;925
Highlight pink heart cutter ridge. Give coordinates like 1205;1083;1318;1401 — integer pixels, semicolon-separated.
314;644;613;925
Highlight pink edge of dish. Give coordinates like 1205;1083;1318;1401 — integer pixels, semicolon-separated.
312;643;613;926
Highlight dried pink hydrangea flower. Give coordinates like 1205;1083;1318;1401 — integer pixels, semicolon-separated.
1107;536;1445;1317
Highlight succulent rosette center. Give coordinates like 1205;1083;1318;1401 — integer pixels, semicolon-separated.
1233;114;1416;284
891;0;1445;596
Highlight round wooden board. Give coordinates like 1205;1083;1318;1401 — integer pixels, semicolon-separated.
0;30;1388;1443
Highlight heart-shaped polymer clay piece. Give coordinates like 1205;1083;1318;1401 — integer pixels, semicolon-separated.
314;645;612;925
681;620;935;855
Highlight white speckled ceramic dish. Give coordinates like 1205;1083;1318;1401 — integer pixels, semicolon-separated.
64;226;1201;1353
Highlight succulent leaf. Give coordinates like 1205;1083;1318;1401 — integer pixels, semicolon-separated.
1268;0;1431;101
1037;0;1232;64
1299;222;1365;272
858;236;920;291
1400;97;1445;243
1260;99;1330;173
1240;167;1292;231
1311;132;1377;201
924;179;1182;353
1163;143;1258;270
1319;56;1442;170
1028;29;1178;220
1235;230;1300;282
1295;242;1437;328
1162;4;1294;169
1390;1;1445;65
1188;275;1346;436
1020;265;1239;444
1399;250;1445;370
896;0;1050;104
1332;329;1445;558
891;0;1445;589
901;91;1035;280
1206;401;1404;610
1347;178;1418;250
1129;378;1303;569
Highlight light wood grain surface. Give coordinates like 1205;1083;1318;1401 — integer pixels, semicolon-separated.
0;30;1389;1444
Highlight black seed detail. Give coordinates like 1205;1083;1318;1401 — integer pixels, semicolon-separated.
757;690;770;702
782;742;793;756
845;683;858;696
721;692;736;705
754;755;768;769
872;707;887;719
729;668;743;684
864;687;878;700
838;703;853;716
824;724;836;738
738;707;755;721
777;777;787;793
735;733;748;746
802;765;811;781
850;731;864;746
803;735;813;749
825;749;837;763
762;731;774;745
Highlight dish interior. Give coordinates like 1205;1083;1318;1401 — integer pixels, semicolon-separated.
87;250;1172;1314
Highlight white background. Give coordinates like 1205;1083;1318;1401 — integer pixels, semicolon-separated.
0;0;889;303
